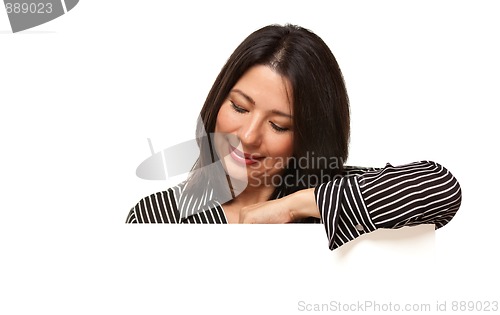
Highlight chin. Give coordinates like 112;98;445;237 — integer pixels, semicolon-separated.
223;155;249;182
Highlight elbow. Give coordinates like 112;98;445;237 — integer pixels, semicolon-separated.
426;160;462;229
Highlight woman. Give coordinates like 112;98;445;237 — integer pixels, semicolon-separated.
126;24;462;250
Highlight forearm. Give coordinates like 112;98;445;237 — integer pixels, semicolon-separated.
287;188;320;220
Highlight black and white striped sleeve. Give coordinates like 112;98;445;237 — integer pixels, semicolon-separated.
314;161;462;250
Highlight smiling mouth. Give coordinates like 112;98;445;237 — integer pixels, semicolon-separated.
228;144;264;165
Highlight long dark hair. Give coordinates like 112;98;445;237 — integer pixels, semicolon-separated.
183;24;350;210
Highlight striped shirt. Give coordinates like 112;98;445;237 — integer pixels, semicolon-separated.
126;160;462;250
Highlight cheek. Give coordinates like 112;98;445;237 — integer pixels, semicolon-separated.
269;134;294;158
215;106;234;133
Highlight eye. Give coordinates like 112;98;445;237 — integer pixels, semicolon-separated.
269;121;290;133
230;101;248;114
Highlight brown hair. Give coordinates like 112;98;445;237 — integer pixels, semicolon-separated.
185;24;350;206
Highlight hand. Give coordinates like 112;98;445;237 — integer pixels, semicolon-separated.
238;188;320;223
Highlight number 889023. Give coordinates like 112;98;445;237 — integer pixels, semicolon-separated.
5;2;53;14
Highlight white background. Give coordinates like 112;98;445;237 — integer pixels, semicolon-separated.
1;1;498;314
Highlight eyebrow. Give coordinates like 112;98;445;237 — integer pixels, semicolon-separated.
231;89;255;105
230;89;293;119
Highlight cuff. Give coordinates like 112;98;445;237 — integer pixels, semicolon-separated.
315;176;377;250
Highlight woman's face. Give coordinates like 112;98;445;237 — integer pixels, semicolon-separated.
214;65;294;189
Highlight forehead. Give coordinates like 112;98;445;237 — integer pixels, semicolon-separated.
231;65;293;113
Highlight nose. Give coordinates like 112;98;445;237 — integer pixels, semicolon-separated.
238;116;262;148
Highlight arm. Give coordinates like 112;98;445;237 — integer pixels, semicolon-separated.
238;165;381;223
238;188;319;223
315;160;462;250
239;160;462;250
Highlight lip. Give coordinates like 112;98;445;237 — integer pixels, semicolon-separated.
229;144;263;165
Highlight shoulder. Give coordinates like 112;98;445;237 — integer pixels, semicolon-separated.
125;183;186;223
343;160;456;178
341;165;380;176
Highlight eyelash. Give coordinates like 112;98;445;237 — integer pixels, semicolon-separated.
229;101;290;133
269;122;289;133
230;101;247;113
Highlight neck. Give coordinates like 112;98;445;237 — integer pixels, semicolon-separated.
222;177;277;224
227;178;276;207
